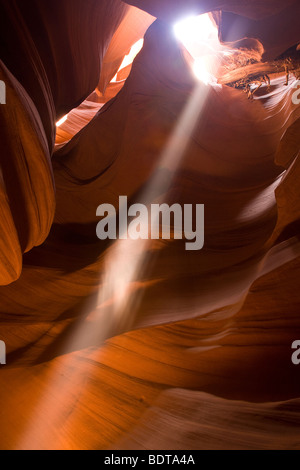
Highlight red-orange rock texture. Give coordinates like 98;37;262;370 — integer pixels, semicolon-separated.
0;0;300;450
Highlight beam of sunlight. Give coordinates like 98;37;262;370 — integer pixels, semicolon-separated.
89;80;211;329
174;13;221;84
18;17;216;448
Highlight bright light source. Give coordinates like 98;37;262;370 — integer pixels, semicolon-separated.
111;39;144;83
120;39;144;70
173;14;220;84
174;14;218;49
56;115;68;127
193;58;211;85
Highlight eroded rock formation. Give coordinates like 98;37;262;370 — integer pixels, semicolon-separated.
0;0;300;450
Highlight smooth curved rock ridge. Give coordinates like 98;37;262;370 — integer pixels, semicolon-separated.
0;60;55;283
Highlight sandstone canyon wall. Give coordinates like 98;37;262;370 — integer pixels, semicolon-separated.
0;0;300;450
